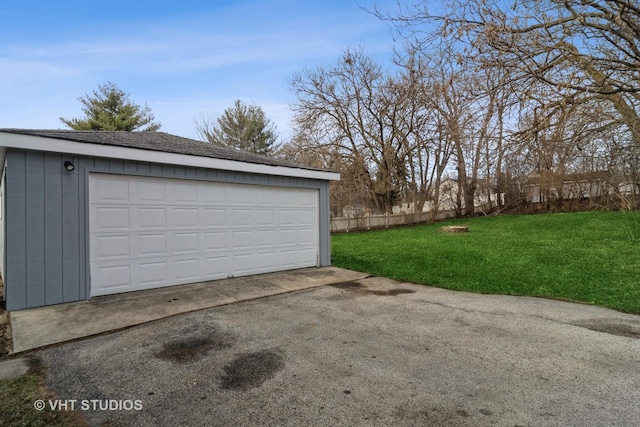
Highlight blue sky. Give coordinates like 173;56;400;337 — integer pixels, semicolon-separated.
0;0;399;141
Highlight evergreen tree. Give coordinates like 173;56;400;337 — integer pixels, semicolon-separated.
196;100;279;155
60;82;161;131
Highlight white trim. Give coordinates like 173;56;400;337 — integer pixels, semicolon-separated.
0;133;340;181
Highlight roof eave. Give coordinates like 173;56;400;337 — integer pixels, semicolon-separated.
0;132;340;181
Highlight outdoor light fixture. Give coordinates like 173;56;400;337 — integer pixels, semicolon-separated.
64;161;75;172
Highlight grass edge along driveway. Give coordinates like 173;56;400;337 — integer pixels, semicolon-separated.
331;210;640;314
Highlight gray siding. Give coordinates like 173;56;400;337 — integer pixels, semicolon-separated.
5;148;332;311
25;152;45;307
0;168;6;285
43;153;63;304
5;151;27;310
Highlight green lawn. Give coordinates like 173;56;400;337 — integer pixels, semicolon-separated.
331;211;640;314
0;374;87;427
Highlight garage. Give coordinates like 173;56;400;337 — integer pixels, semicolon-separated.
90;174;319;296
0;129;339;310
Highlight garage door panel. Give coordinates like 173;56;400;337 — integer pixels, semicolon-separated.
138;234;167;256
93;177;130;201
172;208;199;228
257;209;276;225
279;250;298;267
258;252;277;270
232;230;254;249
205;231;228;251
232;253;255;274
174;258;200;281
232;209;253;226
205;256;228;278
298;228;317;245
280;210;295;226
257;190;277;204
257;230;276;247
299;209;316;225
93;264;131;295
204;185;227;203
297;192;316;207
173;232;200;254
279;229;296;245
137;207;167;229
90;174;319;296
94;235;130;260
139;261;167;286
280;191;297;205
138;180;166;202
298;248;317;264
94;207;130;230
173;182;198;202
204;208;227;227
233;186;254;204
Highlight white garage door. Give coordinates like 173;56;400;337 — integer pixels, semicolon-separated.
89;173;319;296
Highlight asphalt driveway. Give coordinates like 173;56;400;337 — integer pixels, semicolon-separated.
35;276;640;426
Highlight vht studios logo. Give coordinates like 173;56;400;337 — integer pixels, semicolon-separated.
34;399;143;411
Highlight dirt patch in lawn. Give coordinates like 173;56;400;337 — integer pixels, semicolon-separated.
0;277;10;357
0;309;11;357
220;349;284;391
330;281;415;297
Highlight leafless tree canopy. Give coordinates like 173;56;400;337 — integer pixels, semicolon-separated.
284;0;640;217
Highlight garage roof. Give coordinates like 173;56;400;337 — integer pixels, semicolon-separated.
0;129;340;181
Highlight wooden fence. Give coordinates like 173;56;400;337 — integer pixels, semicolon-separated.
330;210;456;233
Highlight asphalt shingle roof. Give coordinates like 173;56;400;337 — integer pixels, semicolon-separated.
0;129;326;172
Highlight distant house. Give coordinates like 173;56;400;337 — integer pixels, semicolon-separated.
524;171;636;203
392;178;501;215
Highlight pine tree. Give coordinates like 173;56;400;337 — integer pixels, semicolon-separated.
60;82;161;131
196;100;279;155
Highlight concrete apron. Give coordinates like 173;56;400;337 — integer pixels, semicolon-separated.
10;267;368;354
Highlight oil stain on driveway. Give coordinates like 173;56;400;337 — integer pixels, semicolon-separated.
35;276;640;426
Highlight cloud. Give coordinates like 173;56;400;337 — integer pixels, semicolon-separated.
0;58;81;86
0;0;395;138
1;3;391;78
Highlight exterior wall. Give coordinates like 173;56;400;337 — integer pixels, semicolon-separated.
5;148;332;311
0;166;5;285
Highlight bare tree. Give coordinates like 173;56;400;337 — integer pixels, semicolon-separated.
392;49;453;215
277;130;370;216
377;0;640;146
372;0;640;214
408;45;504;217
290;47;408;213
